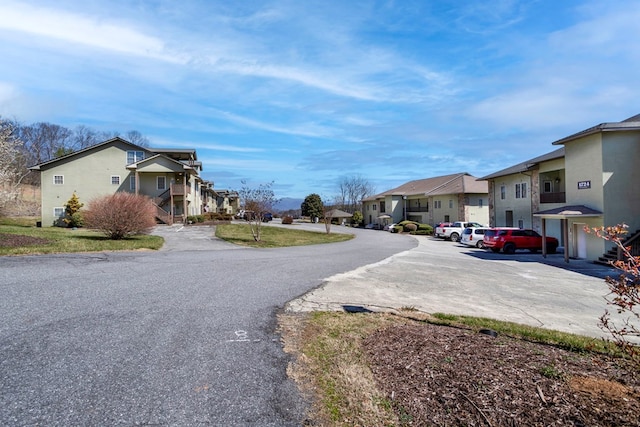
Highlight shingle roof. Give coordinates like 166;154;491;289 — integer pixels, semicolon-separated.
479;147;565;180
363;173;487;201
552;114;640;145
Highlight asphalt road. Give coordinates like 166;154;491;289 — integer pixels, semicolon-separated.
0;224;417;426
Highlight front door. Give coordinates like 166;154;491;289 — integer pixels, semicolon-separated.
572;223;587;259
505;210;514;227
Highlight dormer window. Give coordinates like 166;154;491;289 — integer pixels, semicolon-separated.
127;151;144;164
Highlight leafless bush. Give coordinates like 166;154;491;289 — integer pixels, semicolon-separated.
84;192;157;239
587;224;640;367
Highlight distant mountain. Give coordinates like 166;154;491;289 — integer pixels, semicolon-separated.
273;197;303;212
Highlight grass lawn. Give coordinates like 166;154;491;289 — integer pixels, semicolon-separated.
215;223;354;248
0;217;164;256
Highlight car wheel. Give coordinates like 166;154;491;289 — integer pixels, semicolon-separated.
490;248;500;253
449;233;459;242
503;243;516;254
476;240;485;249
547;244;558;254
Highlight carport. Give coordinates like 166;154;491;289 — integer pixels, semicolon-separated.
534;205;603;263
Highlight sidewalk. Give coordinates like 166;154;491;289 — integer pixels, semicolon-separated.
286;236;620;339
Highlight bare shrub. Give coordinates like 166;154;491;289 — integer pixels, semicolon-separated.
84;192;157;239
404;223;417;232
587;223;640;368
282;215;294;224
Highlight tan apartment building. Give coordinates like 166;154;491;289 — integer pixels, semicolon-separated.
30;137;225;226
482;113;640;262
362;173;489;227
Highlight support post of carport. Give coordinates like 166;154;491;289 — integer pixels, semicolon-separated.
541;218;547;258
563;218;569;263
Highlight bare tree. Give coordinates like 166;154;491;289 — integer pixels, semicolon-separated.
125;130;150;147
18;122;72;163
237;181;278;242
73;125;101;150
0;119;29;214
336;175;375;213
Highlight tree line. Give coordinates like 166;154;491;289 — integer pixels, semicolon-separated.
1;117;149;186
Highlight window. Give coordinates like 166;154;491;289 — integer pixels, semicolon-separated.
444;215;450;222
448;199;453;209
53;207;64;218
157;176;166;190
373;204;377;211
500;185;506;200
111;176;120;185
434;200;441;209
130;176;136;191
543;180;553;193
515;183;527;199
478;198;483;208
127;151;145;164
517;219;525;229
53;175;64;185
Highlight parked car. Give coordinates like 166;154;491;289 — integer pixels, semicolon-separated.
262;212;273;222
364;223;379;229
384;223;398;233
483;228;559;254
460;227;490;248
434;221;486;242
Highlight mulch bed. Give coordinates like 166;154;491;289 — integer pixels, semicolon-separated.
0;233;51;247
364;323;640;426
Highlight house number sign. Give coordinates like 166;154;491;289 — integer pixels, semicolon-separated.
578;180;591;189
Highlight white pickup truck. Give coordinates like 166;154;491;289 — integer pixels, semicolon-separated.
434;221;485;242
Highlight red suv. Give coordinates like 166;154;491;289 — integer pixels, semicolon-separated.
483;228;559;254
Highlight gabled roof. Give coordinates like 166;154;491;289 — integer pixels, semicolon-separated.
29;137;149;170
364;173;487;201
126;153;196;172
534;205;602;218
552;114;640;145
28;137;200;172
149;148;197;161
479;147;565;180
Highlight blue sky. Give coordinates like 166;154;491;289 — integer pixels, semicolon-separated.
0;1;638;200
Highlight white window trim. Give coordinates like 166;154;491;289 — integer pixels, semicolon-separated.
130;176;136;191
157;176;166;190
111;175;120;185
500;185;506;200
53;175;64;185
53;207;64;218
126;150;145;164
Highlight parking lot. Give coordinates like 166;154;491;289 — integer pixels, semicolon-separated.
287;233;620;339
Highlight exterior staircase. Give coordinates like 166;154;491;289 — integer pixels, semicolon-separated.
155;204;172;225
595;229;640;266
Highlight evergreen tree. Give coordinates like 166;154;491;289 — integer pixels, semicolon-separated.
301;193;323;220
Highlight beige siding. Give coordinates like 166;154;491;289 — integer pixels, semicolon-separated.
40;143;141;226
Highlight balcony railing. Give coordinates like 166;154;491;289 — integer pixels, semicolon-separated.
540;192;566;204
406;206;429;212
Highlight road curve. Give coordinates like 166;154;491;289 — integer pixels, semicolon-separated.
0;224;416;426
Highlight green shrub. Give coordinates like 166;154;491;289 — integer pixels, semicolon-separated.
61;192;84;228
410;229;430;235
417;224;433;234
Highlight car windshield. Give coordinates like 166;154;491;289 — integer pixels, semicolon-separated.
484;230;497;238
463;228;472;234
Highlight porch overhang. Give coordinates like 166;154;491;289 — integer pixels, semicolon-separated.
533;205;603;263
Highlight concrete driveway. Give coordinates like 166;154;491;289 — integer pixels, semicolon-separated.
286;233;620;339
154;222;620;338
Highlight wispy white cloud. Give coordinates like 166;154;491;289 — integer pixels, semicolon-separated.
0;1;187;63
